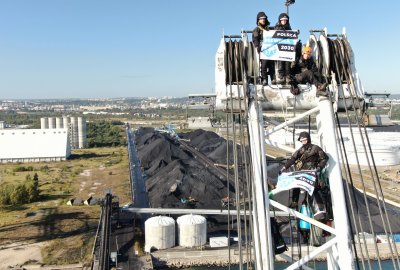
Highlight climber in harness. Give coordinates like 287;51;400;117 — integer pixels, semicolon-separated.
280;131;329;221
252;11;274;86
288;46;329;97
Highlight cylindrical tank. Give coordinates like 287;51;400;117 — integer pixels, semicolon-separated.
55;117;63;129
48;117;56;129
40;117;48;129
145;216;175;252
63;116;70;130
177;214;207;247
70;117;79;149
77;117;87;148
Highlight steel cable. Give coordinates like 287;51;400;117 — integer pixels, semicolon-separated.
339;37;400;269
329;37;373;269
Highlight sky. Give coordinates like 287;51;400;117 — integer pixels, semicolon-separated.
0;0;399;99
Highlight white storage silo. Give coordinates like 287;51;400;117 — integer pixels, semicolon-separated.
40;117;48;129
63;116;70;130
70;117;79;149
177;214;207;247
48;117;56;129
145;216;175;252
77;117;87;148
55;117;63;129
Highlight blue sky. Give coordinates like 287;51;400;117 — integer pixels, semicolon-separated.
0;0;399;99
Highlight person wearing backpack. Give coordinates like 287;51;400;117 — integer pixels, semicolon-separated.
280;131;328;220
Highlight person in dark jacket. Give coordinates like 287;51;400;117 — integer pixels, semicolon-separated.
252;11;274;86
280;131;329;220
289;46;328;96
273;13;292;84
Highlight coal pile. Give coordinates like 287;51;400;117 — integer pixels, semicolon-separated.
135;128;239;209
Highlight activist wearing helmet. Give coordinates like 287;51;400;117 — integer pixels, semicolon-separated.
302;46;312;55
256;11;270;26
297;131;311;143
279;13;289;22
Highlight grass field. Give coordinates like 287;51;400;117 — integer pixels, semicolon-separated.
0;146;130;265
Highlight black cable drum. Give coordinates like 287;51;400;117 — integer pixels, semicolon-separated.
224;40;258;85
327;38;350;84
225;41;242;84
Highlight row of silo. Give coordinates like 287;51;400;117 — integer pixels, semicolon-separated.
144;215;207;252
40;116;86;149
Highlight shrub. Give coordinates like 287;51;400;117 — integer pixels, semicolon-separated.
13;166;34;172
0;173;40;206
10;185;28;205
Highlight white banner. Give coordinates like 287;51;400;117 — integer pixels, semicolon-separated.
276;170;317;196
260;30;299;61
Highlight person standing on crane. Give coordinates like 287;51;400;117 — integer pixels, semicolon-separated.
273;13;292;84
252;11;274;86
280;131;328;220
289;46;329;97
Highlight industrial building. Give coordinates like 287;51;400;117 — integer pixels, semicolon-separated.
0;115;86;164
40;116;87;149
0;129;71;163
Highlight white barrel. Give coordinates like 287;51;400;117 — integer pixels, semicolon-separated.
177;214;207;247
40;117;48;129
145;216;175;252
77;117;86;148
55;117;63;129
48;117;56;129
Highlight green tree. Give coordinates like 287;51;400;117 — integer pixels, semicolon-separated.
86;120;126;148
26;173;40;202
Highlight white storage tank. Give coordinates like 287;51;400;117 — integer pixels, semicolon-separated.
177;214;207;247
70;117;79;149
77;117;87;148
40;117;48;129
55;117;63;129
63;116;70;130
145;216;175;252
48;117;56;129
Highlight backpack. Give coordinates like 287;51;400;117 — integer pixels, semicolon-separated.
271;218;288;254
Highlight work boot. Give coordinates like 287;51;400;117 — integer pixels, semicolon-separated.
313;210;326;221
316;83;329;97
